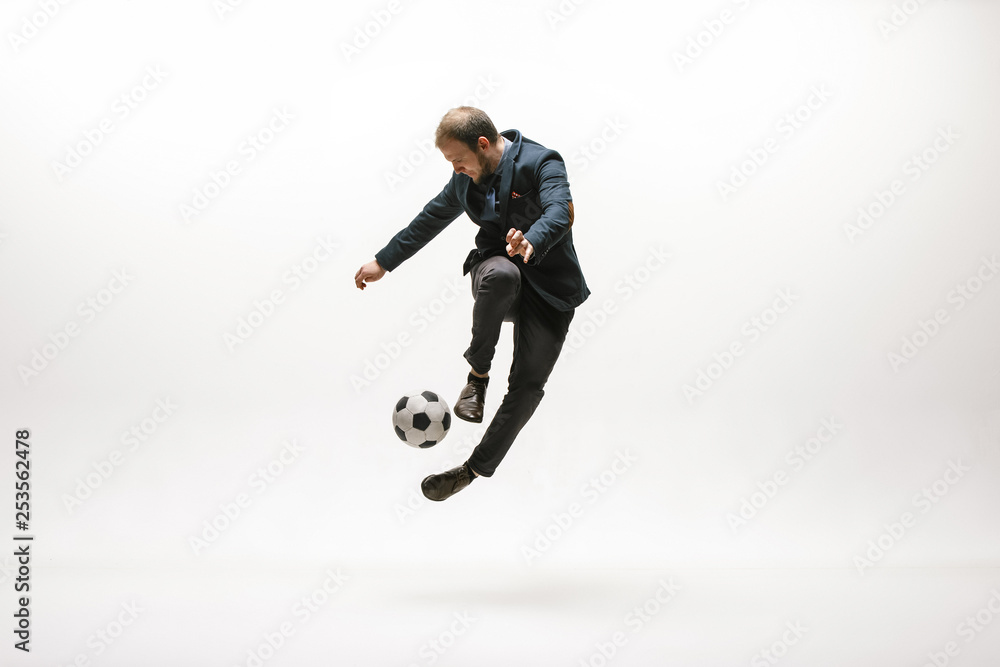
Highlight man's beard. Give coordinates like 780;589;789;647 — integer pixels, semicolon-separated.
473;151;499;184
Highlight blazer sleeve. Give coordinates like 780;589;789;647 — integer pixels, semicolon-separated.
520;153;573;266
375;177;464;272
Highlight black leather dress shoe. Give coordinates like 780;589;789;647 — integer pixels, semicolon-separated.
421;465;474;501
454;378;487;423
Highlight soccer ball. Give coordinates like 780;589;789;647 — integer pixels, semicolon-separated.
392;390;452;448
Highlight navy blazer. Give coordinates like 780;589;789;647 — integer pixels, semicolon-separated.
375;129;590;312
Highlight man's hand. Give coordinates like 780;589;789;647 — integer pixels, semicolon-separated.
355;259;386;290
506;228;534;263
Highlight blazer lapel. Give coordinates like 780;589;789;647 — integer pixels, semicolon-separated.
497;130;520;230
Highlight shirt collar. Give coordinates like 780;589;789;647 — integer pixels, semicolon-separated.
493;136;511;176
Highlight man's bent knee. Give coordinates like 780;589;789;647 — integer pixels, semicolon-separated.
475;259;520;295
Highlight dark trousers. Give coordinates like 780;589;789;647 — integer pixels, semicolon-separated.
463;255;574;477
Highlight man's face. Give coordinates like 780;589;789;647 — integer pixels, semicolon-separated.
439;137;496;184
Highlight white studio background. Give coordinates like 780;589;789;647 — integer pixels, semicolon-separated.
1;1;1000;665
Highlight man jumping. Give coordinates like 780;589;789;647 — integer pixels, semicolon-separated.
354;106;589;501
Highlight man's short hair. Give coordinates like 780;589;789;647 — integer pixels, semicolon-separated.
435;106;500;152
